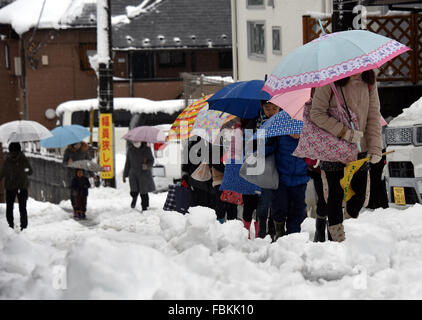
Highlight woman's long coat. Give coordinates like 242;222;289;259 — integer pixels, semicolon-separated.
123;144;156;194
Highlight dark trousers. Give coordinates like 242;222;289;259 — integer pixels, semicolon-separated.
6;189;28;229
271;183;307;234
256;188;272;219
242;194;259;222
140;193;149;209
72;193;87;214
214;187;238;221
325;168;368;226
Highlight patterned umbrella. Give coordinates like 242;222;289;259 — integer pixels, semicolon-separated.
191;105;236;144
263;30;410;96
255;110;303;139
68;160;104;172
166;95;211;141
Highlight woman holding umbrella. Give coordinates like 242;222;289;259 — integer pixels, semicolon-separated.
310;69;382;242
122;126;160;210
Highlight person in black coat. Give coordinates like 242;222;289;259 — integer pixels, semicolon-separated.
70;169;91;219
0;142;33;230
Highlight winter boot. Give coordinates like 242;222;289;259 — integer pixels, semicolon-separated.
130;192;138;208
73;211;79;219
217;218;225;224
273;220;286;241
243;220;252;239
313;215;327;242
327;223;345;242
257;217;267;239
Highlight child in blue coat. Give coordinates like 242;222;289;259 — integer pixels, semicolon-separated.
267;134;310;239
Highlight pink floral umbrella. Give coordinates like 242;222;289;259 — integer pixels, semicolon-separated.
270;87;388;126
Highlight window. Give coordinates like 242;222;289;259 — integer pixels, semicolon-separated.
219;51;233;69
158;51;185;67
4;43;10;69
247;21;265;60
272;26;282;55
79;43;96;71
71;110;132;128
247;0;264;8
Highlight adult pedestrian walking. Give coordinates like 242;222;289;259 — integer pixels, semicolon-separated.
0;142;33;230
123;142;155;210
309;69;383;242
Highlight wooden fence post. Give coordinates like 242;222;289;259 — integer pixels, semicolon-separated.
302;15;311;45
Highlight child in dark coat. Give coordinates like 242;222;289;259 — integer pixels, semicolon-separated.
71;169;91;219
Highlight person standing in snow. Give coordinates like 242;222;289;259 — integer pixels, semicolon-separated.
70;169;91;219
0;142;33;230
123;141;155;210
266;133;310;240
310;69;382;242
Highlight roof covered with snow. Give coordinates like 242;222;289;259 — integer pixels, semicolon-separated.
55;97;186;116
0;0;232;49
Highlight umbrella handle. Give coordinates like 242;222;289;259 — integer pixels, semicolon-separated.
350;123;362;152
318;19;326;35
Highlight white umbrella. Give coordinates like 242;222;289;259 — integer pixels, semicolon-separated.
0;120;53;144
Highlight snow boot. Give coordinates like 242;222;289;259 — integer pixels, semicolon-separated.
243;220;252;239
130;192;138;208
257;217;267;239
314;215;327;242
327;223;345;242
273;220;286;241
217;218;225;224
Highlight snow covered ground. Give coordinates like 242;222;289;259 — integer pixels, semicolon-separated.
1;155;422;299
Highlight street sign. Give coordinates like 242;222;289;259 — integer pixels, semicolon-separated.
99;113;114;179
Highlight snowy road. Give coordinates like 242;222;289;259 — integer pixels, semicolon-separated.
1;155;422;299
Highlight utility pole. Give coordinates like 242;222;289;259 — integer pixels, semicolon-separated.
97;0;116;188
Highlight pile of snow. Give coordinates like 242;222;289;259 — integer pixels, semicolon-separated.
55;98;186;116
2;151;422;299
388;96;422;127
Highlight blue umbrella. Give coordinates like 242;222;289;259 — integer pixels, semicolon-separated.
253;110;303;139
207;80;271;119
40;125;90;148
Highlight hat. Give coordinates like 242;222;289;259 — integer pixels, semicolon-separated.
8;142;21;152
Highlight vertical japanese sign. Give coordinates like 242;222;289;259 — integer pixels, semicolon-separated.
99;113;114;179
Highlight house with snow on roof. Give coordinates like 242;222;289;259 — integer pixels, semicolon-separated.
0;0;232;129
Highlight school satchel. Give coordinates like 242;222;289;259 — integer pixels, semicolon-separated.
220;190;243;206
163;184;178;211
239;153;279;190
292;84;359;164
174;184;192;214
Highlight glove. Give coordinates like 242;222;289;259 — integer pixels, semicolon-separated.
368;154;382;164
123;177;126;183
340;128;363;144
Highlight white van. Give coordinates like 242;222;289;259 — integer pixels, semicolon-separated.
384;96;422;206
55;97;186;177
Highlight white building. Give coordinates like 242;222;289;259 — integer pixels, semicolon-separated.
231;0;387;81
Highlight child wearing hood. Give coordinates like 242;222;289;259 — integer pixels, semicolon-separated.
0;142;33;230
